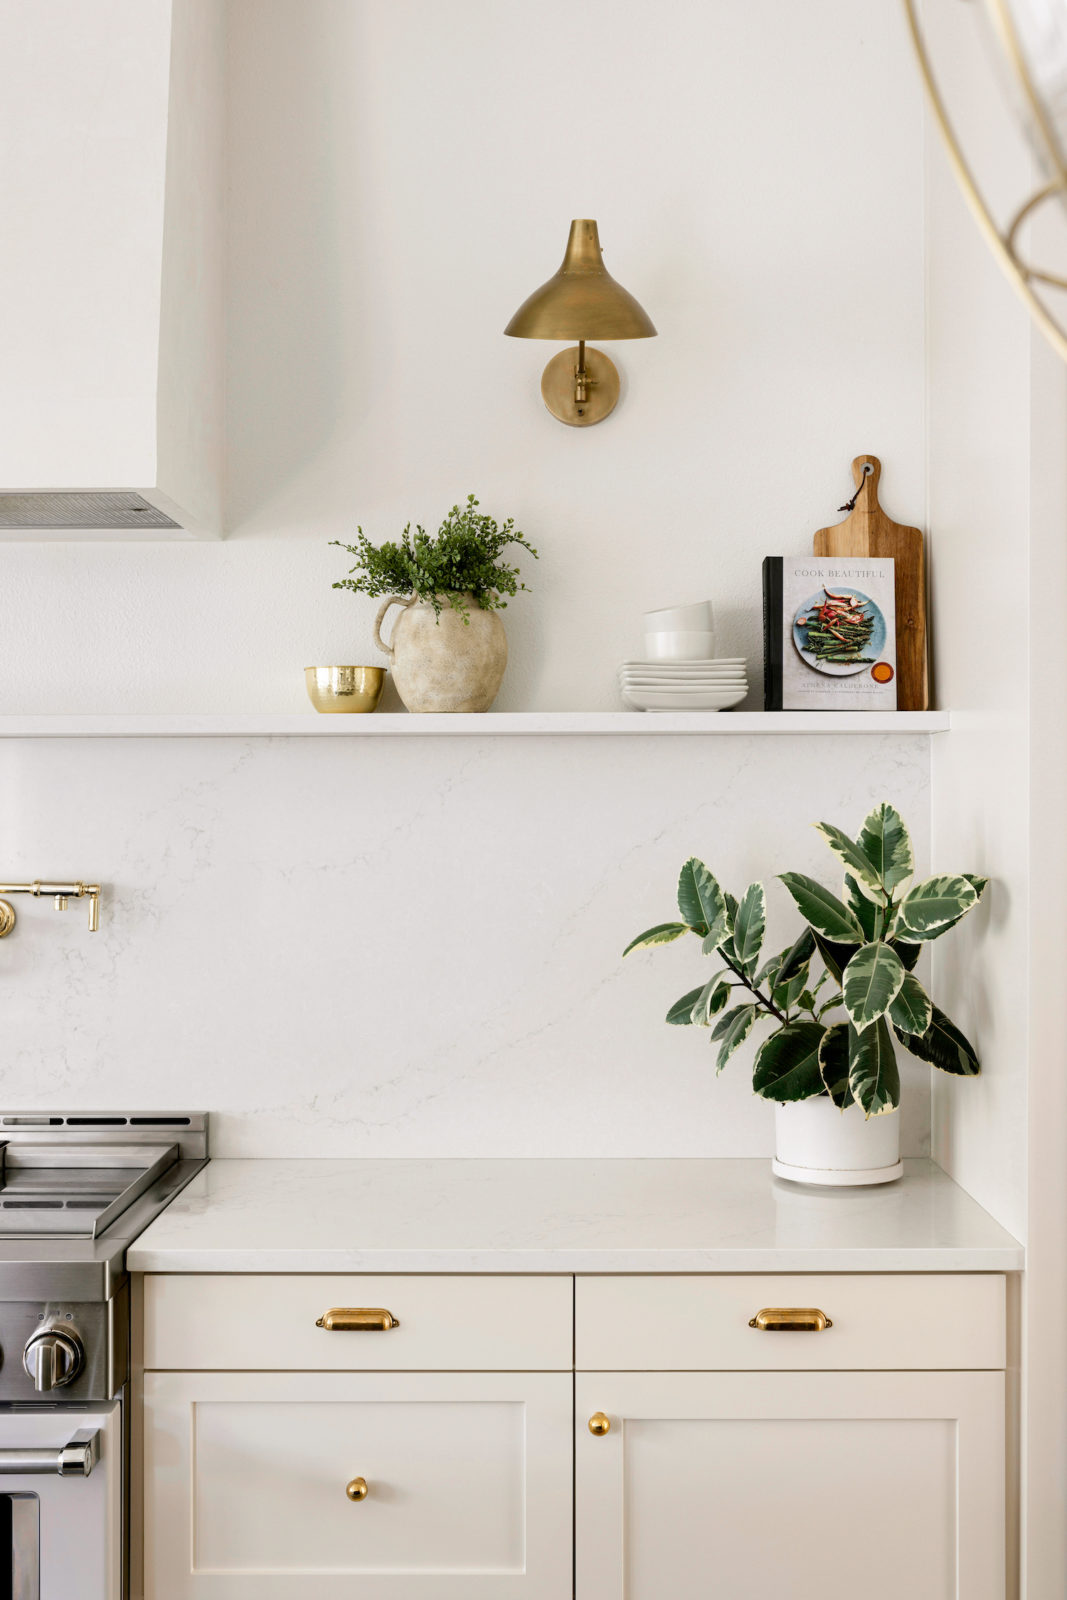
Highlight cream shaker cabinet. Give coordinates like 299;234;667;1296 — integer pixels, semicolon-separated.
575;1370;1004;1600
139;1270;1008;1600
575;1275;1007;1600
140;1275;574;1599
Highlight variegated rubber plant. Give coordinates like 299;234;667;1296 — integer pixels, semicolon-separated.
623;804;986;1117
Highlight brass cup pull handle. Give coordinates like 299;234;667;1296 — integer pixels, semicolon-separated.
748;1307;832;1332
346;1477;368;1501
315;1308;399;1332
588;1412;611;1436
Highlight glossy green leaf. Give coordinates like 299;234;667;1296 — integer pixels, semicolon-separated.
815;821;882;893
812;931;861;985
623;922;690;957
712;1003;759;1074
776;926;817;986
677;859;724;937
887;970;932;1036
665;985;705;1025
890;875;988;944
753;1021;826;1102
772;966;811;1011
841;941;906;1029
894;1003;980;1077
732;882;766;977
756;950;786;989
844;873;879;941
848;1018;900;1116
778;873;866;943
899;875;978;936
818;1021;852;1108
690;975;731;1025
858;803;914;892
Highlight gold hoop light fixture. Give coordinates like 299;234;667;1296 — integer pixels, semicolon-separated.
904;0;1067;363
504;219;657;426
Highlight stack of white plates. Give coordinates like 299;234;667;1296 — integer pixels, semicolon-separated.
618;658;748;711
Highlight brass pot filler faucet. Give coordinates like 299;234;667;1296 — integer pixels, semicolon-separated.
0;882;101;936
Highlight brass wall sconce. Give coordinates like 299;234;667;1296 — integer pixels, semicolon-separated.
0;881;102;937
504;219;656;426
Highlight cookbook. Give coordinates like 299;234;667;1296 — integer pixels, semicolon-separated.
763;556;897;711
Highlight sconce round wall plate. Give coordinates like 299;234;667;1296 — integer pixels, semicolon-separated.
540;345;619;426
0;901;16;938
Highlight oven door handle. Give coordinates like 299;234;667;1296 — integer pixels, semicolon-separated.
0;1428;99;1477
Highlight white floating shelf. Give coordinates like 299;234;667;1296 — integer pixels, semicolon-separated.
0;711;950;738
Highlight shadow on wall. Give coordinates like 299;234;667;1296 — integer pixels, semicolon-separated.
226;0;370;531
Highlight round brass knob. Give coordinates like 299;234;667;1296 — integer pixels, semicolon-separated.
588;1412;611;1437
345;1477;368;1501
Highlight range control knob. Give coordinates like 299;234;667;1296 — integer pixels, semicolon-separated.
23;1327;83;1393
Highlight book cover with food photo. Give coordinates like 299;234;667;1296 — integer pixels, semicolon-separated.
763;556;897;710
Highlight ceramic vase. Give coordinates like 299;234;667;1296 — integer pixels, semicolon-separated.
373;592;508;713
772;1097;902;1187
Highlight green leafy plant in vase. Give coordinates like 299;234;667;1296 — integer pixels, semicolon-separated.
332;495;538;713
624;803;987;1186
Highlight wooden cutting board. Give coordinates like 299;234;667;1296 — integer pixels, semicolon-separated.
813;454;929;711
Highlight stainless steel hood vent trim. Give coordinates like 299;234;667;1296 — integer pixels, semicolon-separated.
0;492;180;529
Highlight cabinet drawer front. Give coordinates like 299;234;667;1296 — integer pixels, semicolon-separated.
144;1371;572;1599
576;1274;1005;1370
144;1274;572;1371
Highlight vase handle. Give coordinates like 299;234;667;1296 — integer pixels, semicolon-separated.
373;597;412;659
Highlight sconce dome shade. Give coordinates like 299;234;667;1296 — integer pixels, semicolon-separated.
504;219;657;341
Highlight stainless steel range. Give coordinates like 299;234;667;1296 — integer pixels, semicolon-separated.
0;1113;207;1600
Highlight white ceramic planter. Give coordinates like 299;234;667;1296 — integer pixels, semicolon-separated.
772;1097;902;1187
373;592;507;713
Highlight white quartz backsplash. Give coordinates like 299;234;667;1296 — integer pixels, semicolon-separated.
0;731;930;1156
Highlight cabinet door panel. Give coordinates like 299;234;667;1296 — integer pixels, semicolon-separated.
145;1371;572;1599
576;1371;1004;1600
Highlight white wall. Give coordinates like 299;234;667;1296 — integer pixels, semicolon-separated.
0;0;924;715
920;0;1067;1590
0;0;934;1157
923;0;1033;1244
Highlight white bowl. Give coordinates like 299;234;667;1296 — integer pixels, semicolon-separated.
644;630;717;661
643;600;714;631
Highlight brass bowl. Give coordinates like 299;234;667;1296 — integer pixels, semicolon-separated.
304;665;386;714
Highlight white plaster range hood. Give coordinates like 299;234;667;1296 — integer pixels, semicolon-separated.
0;0;224;537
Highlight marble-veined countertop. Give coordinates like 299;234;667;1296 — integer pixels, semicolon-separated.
127;1158;1023;1274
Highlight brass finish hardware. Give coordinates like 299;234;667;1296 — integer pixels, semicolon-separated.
505;219;656;425
588;1412;611;1436
345;1477;368;1501
540;343;620;427
0;881;101;933
748;1307;832;1332
315;1307;400;1332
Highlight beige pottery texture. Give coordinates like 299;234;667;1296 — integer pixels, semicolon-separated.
374;593;508;713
